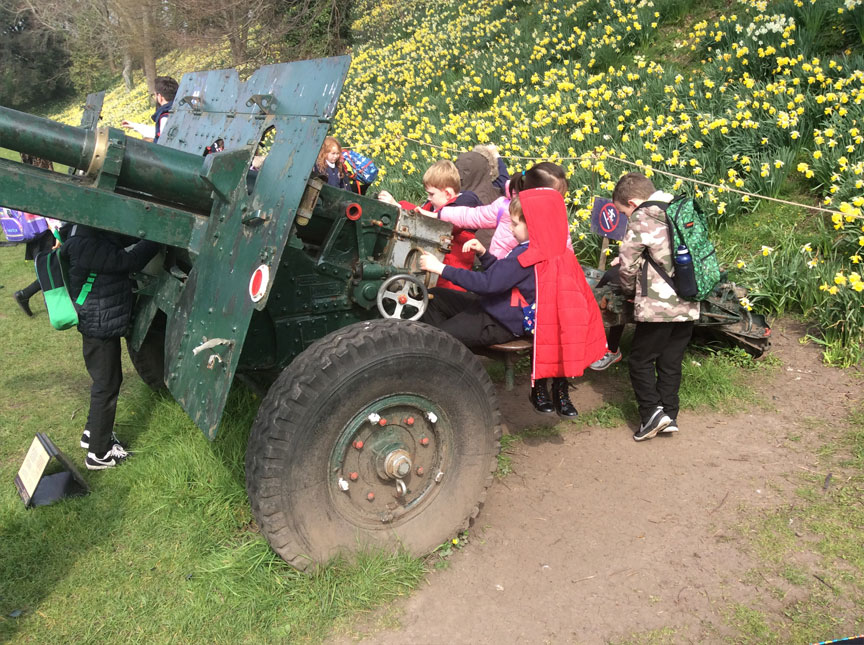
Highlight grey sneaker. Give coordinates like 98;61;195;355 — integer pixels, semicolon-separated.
661;418;679;433
634;407;672;442
590;350;622;371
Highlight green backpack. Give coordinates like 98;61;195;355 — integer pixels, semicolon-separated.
34;249;96;331
642;195;721;302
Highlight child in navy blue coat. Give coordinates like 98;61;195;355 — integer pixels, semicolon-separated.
419;189;605;418
419;194;533;347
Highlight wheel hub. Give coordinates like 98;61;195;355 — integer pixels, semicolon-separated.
330;395;447;527
382;448;412;479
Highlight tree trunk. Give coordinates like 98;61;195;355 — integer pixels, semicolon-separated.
122;49;134;91
140;7;157;104
226;1;248;67
227;31;248;67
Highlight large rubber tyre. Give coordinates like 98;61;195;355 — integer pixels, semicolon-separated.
126;314;167;393
245;319;502;570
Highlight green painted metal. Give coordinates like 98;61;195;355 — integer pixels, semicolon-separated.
78;92;104;130
0;107;215;211
0;55;455;439
158;58;357;436
0;159;208;248
328;394;448;525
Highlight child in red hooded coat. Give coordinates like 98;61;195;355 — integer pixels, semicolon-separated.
420;188;607;416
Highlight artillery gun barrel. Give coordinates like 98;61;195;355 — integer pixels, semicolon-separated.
0;106;214;212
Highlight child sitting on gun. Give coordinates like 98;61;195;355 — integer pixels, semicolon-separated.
378;159;482;290
418;189;607;417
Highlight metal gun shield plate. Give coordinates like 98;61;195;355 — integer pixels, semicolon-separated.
159;57;352;437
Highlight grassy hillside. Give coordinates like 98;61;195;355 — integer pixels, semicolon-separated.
26;0;864;364
334;0;864;364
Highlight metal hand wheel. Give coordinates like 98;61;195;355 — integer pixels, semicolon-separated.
376;274;429;321
404;247;434;288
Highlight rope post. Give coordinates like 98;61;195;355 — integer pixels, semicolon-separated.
598;237;610;271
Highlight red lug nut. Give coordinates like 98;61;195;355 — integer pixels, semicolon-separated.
416;467;424;476
367;492;375;501
378;418;387;426
349;472;359;481
353;440;364;450
406;417;415;425
398;294;408;305
420;437;429;446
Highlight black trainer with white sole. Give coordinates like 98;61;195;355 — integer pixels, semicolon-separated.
85;444;129;470
661;418;679;433
633;407;672;441
80;430;127;451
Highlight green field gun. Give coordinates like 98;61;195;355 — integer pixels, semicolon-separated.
0;57;502;570
585;267;772;357
0;57;770;571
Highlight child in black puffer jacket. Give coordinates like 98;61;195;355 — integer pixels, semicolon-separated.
60;225;160;470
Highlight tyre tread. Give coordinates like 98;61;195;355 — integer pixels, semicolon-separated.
245;320;501;568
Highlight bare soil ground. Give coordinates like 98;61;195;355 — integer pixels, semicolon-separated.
330;321;862;644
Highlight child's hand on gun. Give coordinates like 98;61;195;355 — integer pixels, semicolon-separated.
377;190;398;205
462;239;486;255
419;251;445;275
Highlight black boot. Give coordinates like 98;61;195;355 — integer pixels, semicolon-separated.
552;378;578;418
13;291;33;317
529;378;554;414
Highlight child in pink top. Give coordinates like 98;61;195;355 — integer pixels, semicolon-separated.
428;162;571;259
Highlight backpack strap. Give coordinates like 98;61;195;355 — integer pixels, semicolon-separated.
642;251;676;296
75;272;97;306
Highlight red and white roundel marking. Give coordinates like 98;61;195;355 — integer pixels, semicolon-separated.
249;264;270;302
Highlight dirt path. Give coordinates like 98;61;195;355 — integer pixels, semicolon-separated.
331;322;861;644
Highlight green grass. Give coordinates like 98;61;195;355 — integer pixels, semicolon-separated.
0;246;425;643
2;146;71;174
610;626;678;645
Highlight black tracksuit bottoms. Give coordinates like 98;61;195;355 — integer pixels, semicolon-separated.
422;288;515;348
81;335;123;455
628;320;694;423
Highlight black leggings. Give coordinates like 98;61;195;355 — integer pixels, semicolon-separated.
20;279;41;299
421;288;515;348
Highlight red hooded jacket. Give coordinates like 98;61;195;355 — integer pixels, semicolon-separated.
518;188;607;381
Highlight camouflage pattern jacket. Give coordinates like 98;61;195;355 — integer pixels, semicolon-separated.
617;191;701;323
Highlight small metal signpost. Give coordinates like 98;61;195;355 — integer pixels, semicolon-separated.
14;433;89;507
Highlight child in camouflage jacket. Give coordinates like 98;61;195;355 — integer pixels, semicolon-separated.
612;172;700;442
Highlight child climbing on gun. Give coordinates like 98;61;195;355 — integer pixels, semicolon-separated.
378;159;481;290
419;189;607;417
420;161;571;259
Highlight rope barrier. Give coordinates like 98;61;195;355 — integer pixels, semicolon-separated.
351;134;862;220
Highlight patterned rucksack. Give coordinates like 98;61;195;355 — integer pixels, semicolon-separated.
642;195;721;301
341;150;379;186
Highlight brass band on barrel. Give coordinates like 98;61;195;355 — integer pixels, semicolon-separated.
85;127;110;178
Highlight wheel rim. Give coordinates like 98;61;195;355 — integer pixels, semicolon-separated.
329;394;449;528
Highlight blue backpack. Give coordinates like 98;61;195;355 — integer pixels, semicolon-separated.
341;150;379;186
